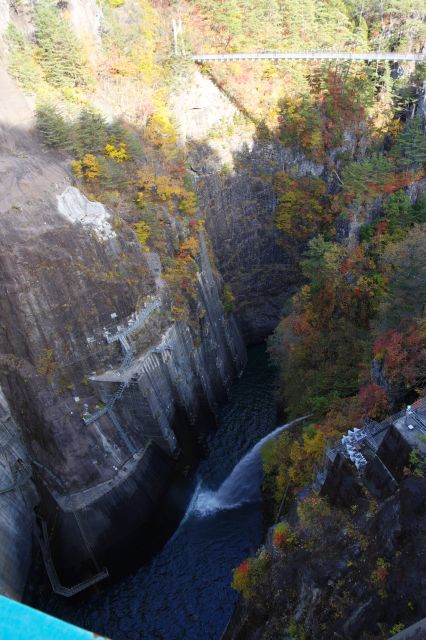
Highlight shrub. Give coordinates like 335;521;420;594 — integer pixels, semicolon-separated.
178;190;198;217
231;552;270;599
223;284;235;313
297;495;331;531
357;384;390;420
390;623;405;635
177;236;199;261
77;154;101;182
105;143;130;163
71;159;83;179
134;221;151;248
409;447;426;478
232;559;251;598
272;522;297;549
371;557;390;596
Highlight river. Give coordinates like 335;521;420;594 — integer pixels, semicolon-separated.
39;343;278;640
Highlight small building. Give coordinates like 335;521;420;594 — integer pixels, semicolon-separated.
320;395;426;505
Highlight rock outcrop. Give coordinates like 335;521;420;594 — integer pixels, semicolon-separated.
225;403;426;640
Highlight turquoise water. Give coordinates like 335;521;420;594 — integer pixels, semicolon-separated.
42;344;277;640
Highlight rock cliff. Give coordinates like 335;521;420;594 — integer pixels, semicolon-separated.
171;71;324;343
0;388;35;600
225;402;426;640
0;65;246;592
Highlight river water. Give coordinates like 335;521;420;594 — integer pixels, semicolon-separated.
42;344;278;640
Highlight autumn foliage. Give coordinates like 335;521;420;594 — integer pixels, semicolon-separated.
373;322;426;390
231;553;270;600
357;384;390;421
274;172;332;243
272;522;297;549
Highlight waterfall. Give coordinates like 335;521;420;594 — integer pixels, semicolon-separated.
190;415;310;517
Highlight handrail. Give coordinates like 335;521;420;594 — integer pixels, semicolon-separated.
193;51;425;62
36;519;108;597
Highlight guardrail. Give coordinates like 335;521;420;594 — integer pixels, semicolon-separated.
193;51;425;62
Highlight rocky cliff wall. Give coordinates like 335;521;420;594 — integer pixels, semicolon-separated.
171;71;324;342
0;65;246;591
0;388;36;600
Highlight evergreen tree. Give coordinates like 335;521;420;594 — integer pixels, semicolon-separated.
378;224;426;328
394;116;426;168
36;104;71;149
75;108;108;156
5;25;44;93
34;0;87;88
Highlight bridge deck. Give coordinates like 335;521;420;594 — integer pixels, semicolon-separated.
193;51;424;62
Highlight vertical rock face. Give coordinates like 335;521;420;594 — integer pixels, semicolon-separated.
193;143;320;342
171;71;324;343
0;66;246;590
41;234;247;585
0;0;9;35
0;388;35;600
67;0;103;48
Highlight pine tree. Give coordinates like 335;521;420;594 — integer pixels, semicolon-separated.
34;0;87;88
394;116;426;168
36;104;71;149
75;108;108;156
5;25;44;93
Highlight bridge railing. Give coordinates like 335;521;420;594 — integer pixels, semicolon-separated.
193;51;425;62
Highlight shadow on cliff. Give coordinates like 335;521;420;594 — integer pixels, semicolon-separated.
0;114;248;593
0;112;300;598
186;122;308;343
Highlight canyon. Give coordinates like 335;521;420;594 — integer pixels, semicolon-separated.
0;30;313;597
0;1;425;639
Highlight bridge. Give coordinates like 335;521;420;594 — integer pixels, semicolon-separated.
193;51;424;63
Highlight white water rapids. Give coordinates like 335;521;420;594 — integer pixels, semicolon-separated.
189;415;310;517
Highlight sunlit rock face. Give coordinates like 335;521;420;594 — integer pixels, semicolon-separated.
0;0;9;35
172;71;325;343
67;0;103;48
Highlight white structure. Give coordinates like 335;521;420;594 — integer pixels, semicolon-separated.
193;51;425;63
341;428;368;470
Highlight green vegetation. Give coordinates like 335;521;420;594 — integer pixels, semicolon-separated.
5;0;423;474
223;284;235;313
5;24;44;93
231;551;271;599
36;104;72;149
34;0;89;88
390;623;405;635
3;0;426;634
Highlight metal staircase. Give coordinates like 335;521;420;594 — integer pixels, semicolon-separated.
83;297;162;435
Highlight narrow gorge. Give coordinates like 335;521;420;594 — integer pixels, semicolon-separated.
0;1;425;639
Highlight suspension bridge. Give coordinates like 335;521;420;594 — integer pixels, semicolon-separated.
192;51;425;63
